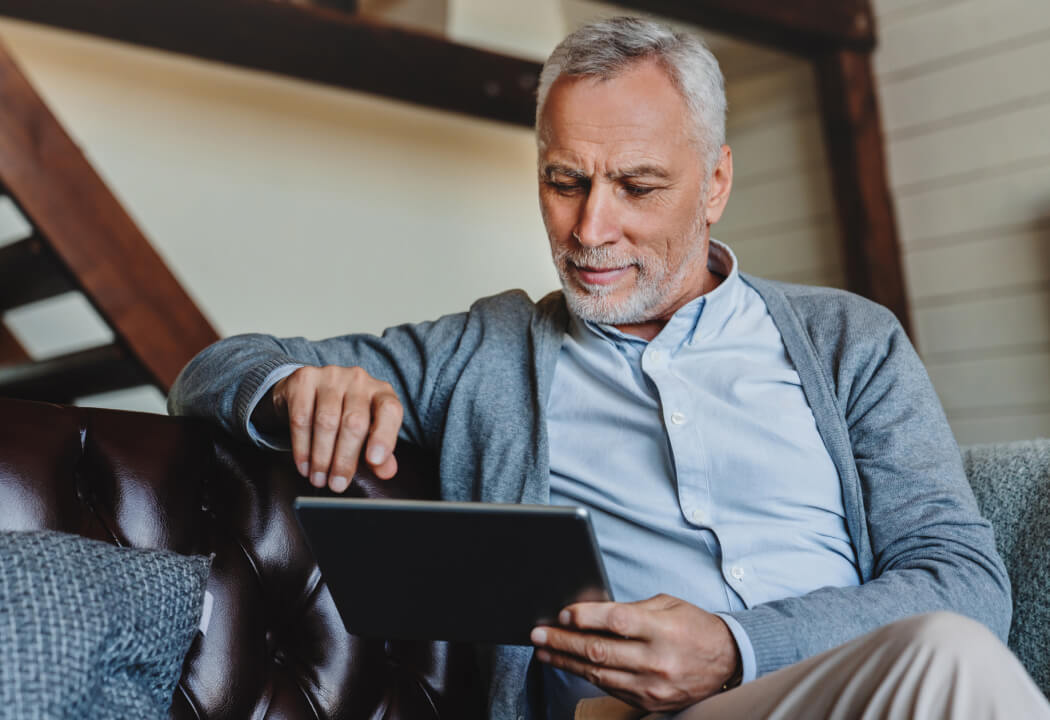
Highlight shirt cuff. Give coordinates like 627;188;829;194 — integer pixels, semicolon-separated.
715;612;757;685
244;363;304;450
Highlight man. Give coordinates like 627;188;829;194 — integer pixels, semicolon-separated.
170;17;1049;720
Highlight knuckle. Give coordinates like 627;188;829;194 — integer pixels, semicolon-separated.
652;656;678;680
341;412;369;436
646;684;671;706
293;366;317;381
292;368;319;389
585;667;604;687
585;639;608;664
378;396;404;417
608;607;632;636
288;413;312;430
346;365;367;382
650;683;685;707
314;411;341;432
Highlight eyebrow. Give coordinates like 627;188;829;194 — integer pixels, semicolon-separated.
543;164;588;181
542;163;670;181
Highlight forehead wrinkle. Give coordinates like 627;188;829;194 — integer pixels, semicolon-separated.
541;148;673;179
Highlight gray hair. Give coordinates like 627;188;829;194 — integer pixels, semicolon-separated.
536;17;727;172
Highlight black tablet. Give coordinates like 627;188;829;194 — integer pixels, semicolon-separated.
293;497;614;645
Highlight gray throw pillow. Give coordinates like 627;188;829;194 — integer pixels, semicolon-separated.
0;530;210;720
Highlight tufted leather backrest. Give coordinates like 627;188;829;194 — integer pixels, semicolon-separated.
0;397;482;719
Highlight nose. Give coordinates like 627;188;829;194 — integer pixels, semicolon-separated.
573;183;621;247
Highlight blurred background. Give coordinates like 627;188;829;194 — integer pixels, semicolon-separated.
0;0;1047;444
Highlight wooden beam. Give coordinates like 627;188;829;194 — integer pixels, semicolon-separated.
0;343;149;403
815;50;912;338
302;0;357;11
0;41;220;390
602;0;875;56
0;233;75;312
0;0;541;128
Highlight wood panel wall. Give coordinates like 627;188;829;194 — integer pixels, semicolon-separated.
712;41;847;291
873;0;1050;443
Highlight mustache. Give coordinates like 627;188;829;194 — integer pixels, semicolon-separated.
554;245;643;271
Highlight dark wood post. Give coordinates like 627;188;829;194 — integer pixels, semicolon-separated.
815;49;912;338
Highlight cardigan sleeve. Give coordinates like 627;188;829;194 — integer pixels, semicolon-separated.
166;311;472;451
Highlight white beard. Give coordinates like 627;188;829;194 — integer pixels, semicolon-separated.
550;218;707;325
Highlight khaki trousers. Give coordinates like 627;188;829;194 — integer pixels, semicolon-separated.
575;612;1050;720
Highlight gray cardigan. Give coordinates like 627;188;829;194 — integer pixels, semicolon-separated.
169;275;1011;719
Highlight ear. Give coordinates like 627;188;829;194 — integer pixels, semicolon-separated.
703;145;733;226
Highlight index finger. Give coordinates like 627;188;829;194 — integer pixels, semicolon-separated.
531;625;647;674
558;602;647;640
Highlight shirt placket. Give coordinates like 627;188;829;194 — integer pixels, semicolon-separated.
643;340;714;543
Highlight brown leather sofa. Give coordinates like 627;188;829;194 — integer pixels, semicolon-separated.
0;396;482;719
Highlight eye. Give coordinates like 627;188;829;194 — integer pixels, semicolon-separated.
544;179;586;196
623;184;656;197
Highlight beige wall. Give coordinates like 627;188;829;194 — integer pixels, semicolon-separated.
873;0;1050;443
0;16;557;411
1;2;1047;444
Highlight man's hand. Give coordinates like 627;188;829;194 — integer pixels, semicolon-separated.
256;365;403;492
530;594;740;713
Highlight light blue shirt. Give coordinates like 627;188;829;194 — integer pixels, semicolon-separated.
543;240;861;718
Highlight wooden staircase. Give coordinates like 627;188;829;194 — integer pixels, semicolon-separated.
0;39;218;404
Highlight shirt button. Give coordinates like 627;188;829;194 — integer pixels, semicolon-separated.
670;411;686;425
691;509;707;524
649;349;663;363
730;566;745;581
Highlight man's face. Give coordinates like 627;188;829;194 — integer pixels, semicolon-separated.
537;60;731;333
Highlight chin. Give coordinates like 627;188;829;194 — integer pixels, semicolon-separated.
562;284;655;325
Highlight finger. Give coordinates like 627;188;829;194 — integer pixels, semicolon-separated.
326;394;372;492
532;647;640;694
372;454;399;480
531;626;647;672
364;390;403;479
308;388;344;488
282;377;317;482
559;602;647;640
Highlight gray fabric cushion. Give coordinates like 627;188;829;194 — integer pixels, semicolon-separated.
0;530;210;719
963;438;1050;696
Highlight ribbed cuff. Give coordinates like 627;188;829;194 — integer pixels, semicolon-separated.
236;361;304;449
725;607;797;677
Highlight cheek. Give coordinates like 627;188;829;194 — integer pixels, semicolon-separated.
539;193;575;235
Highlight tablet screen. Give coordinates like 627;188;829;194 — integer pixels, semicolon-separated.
294;498;613;645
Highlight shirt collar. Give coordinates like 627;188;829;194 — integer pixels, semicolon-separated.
574;238;741;350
